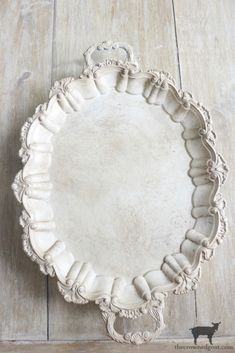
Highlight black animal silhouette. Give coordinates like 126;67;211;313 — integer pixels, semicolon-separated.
189;322;221;345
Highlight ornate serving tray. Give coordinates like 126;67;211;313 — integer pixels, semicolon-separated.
12;41;228;344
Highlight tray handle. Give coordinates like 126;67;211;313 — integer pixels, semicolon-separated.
97;294;166;345
83;40;139;72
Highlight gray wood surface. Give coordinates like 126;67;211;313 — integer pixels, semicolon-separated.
0;338;235;353
0;0;234;343
0;0;54;340
49;0;195;340
174;0;235;336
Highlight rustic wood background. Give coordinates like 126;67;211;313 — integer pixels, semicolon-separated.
0;0;234;346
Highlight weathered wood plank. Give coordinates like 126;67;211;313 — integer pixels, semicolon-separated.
0;338;235;353
0;0;54;339
174;0;235;336
49;0;195;340
51;0;180;79
1;0;234;343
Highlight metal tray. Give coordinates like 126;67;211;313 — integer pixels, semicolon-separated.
12;41;228;344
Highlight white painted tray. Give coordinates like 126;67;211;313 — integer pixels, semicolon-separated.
12;41;228;344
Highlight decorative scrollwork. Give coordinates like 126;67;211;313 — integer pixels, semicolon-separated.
174;268;201;295
82;40;139;77
19;210;55;277
207;153;228;185
19;103;48;164
49;77;75;98
12;171;27;202
97;293;166;344
201;246;215;262
11;40;228;345
198;104;217;145
148;70;176;86
57;281;88;304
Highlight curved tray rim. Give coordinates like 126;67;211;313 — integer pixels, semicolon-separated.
12;40;228;343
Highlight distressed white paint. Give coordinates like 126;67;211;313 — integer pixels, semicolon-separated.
0;0;234;345
11;40;228;344
52;90;194;279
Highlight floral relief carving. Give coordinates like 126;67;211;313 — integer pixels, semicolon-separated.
12;171;27;202
49;77;75;98
201;248;215;262
147;70;176;86
97;293;166;344
207;153;228;185
174;268;201;295
198;104;217;145
57;281;88;305
18;103;48;164
19;210;55;277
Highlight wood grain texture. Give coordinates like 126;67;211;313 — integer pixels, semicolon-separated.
48;0;195;340
0;0;54;340
0;0;234;343
174;0;235;336
51;0;180;78
0;338;235;353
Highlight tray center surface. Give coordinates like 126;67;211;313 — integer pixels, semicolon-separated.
51;91;194;280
